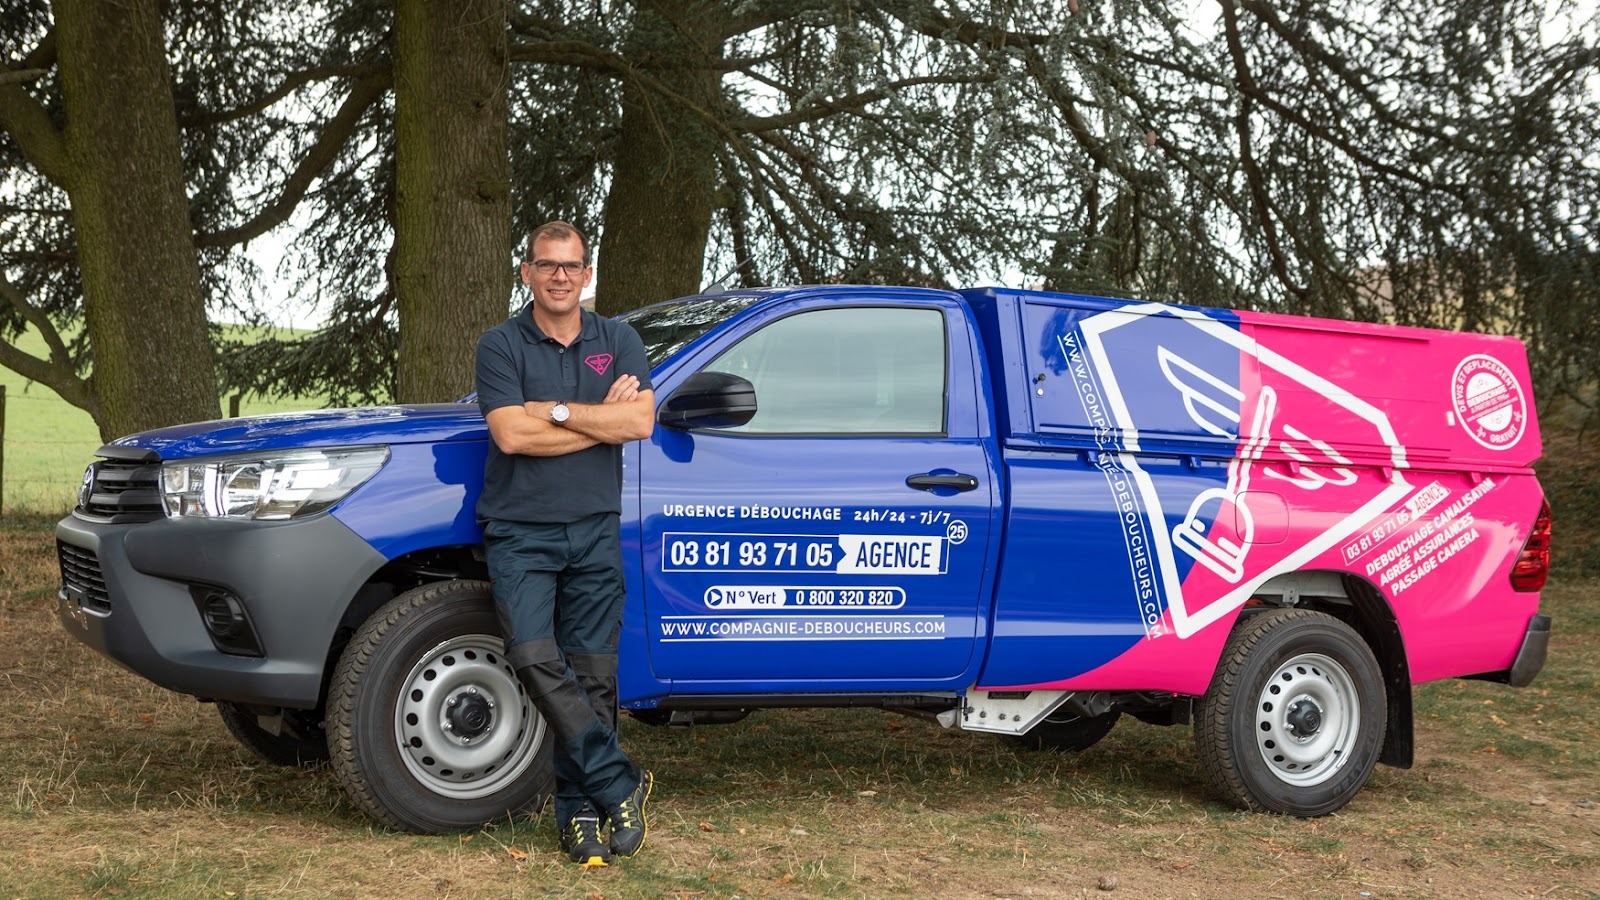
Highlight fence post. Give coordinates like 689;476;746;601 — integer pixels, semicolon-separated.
1;383;6;516
229;393;241;418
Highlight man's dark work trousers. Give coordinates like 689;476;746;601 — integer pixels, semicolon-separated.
484;514;637;819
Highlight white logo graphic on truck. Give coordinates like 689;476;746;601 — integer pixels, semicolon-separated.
1451;354;1526;451
1074;304;1414;638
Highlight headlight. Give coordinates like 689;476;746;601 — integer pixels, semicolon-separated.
161;446;389;520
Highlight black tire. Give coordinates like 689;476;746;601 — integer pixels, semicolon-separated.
1195;609;1386;817
216;702;330;767
327;579;553;833
1007;711;1121;752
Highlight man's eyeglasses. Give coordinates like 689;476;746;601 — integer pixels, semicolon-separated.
530;259;587;278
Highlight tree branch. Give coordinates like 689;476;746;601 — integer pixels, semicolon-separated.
734;141;823;279
508;9;673;70
510;7;903;76
0;69;48;86
1020;49;1121;177
1021;38;1275;284
0;30;69;188
508;38;636;72
886;7;1051;52
713;3;804;43
195;68;392;248
509;25;894;136
508;2;795;48
730;74;992;132
180;63;380;127
1237;0;1468;153
1219;0;1308;299
0;270;91;409
723;163;763;286
1208;8;1464;197
506;8;562;39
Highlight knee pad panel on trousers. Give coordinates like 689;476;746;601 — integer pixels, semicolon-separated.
515;661;597;745
568;652;619;732
506;636;562;671
568;652;617;681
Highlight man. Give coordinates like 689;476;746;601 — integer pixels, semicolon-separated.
474;221;655;866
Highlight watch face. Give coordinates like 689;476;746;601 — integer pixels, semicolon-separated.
552;403;570;423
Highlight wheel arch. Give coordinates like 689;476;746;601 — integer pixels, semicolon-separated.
315;544;490;710
1241;570;1413;769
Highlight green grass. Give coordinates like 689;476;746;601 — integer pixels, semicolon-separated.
1;327;328;514
0;329;101;513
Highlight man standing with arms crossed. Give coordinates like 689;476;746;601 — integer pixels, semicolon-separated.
474;221;654;866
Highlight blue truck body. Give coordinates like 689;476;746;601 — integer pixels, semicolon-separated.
54;284;1552;830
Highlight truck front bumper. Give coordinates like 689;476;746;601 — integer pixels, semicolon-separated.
55;512;387;708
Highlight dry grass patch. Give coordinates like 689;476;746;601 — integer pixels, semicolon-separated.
3;513;1596;899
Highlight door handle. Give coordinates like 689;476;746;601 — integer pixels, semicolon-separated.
906;472;979;492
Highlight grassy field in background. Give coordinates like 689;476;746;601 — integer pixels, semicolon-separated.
1;328;328;514
0;334;99;513
1;509;1596;898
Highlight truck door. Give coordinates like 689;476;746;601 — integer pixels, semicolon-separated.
639;299;994;686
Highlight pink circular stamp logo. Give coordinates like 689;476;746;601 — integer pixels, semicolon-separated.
1451;354;1526;450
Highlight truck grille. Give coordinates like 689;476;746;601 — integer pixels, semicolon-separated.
79;455;164;523
58;541;111;613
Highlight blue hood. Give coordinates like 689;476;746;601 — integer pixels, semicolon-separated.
105;403;488;460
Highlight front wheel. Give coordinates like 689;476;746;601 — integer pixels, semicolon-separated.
327;580;553;833
1194;609;1386;817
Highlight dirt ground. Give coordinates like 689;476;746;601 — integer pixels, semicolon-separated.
2;516;1596;899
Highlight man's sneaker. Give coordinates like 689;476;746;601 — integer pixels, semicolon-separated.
607;769;653;858
559;808;612;867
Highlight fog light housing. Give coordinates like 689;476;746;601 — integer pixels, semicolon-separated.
192;588;264;657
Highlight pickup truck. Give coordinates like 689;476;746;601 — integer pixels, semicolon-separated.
55;285;1553;832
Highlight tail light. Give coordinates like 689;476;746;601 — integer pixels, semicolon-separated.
1510;500;1552;592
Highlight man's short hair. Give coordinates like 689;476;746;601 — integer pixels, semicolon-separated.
526;221;591;266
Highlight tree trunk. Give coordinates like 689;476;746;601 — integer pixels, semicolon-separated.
596;3;725;315
54;0;220;441
393;0;512;403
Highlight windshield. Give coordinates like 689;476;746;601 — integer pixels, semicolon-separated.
620;294;763;368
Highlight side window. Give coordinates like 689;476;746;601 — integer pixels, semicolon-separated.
706;307;946;434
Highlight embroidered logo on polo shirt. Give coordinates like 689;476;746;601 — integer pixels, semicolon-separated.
585;353;613;375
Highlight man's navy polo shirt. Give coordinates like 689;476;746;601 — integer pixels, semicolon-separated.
474;304;653;524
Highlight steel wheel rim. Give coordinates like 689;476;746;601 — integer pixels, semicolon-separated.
1254;651;1360;786
393;634;545;799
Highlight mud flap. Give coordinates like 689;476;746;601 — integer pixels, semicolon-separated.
1508;614;1552;688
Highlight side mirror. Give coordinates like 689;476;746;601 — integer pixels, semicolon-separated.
657;371;757;430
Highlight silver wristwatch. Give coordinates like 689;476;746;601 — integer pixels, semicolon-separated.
550;403;571;425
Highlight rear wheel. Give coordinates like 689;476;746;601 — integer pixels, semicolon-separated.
1007;711;1121;753
327;580;553;833
1195;609;1386;816
216;703;329;767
